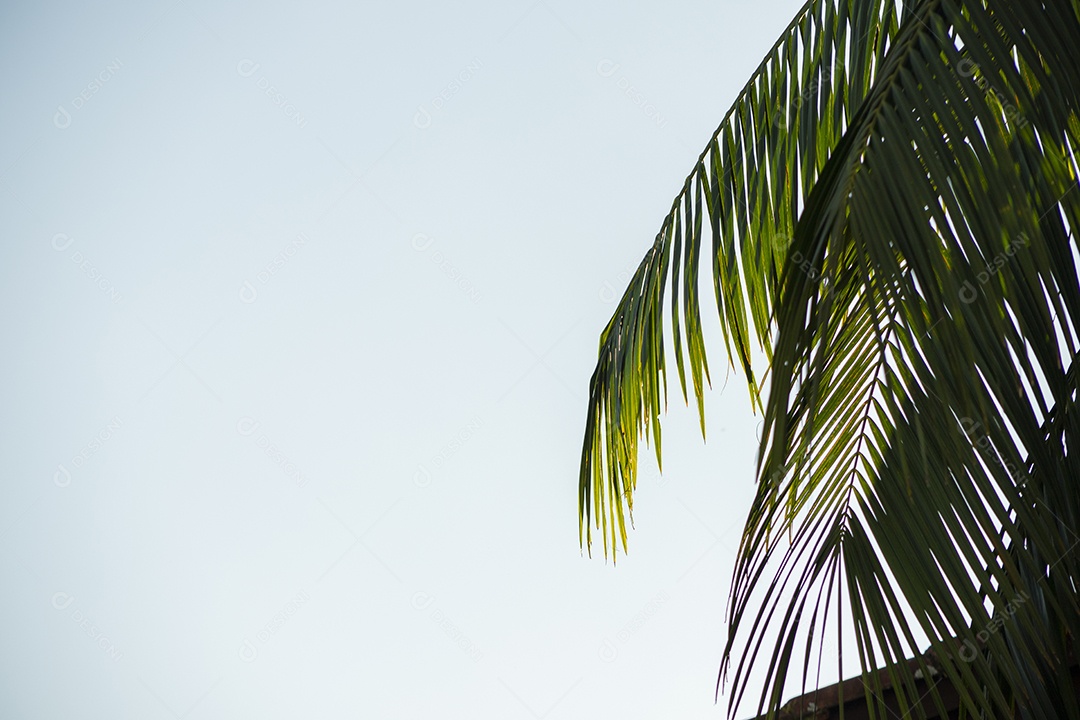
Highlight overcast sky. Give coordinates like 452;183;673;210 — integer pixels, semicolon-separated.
1;1;813;717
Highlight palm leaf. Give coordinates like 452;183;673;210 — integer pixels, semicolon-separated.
580;0;903;557
580;0;1080;717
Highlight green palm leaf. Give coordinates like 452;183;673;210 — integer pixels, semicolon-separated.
579;0;1080;717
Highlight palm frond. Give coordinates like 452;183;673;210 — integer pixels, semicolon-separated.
580;0;905;557
581;0;1080;717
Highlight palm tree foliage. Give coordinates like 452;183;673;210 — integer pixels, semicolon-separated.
578;0;1080;717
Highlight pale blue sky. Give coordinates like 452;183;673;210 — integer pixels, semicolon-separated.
0;1;815;717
